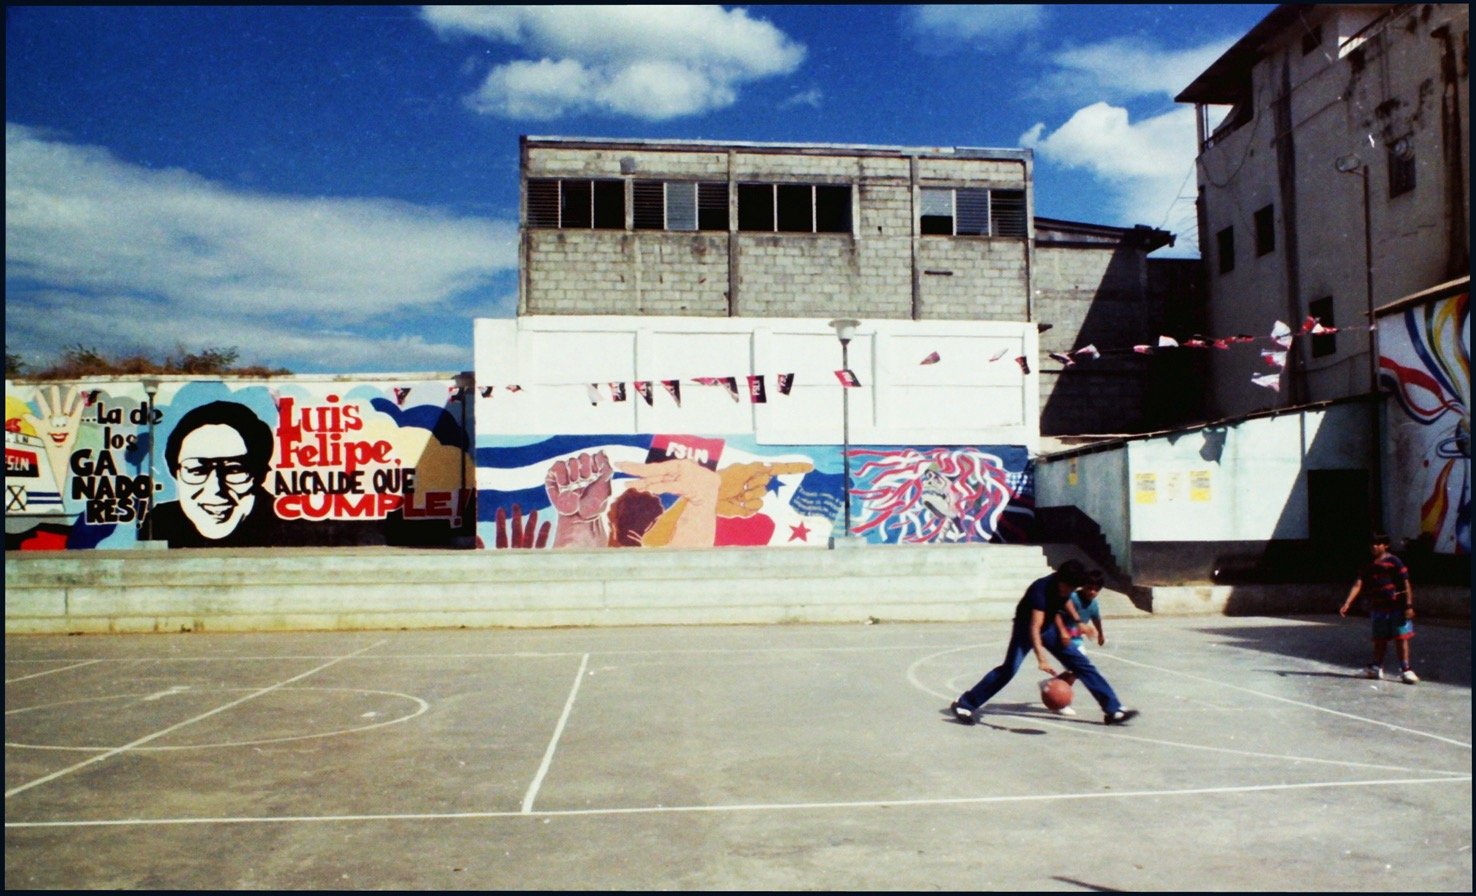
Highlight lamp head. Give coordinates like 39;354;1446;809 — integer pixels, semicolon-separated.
1334;154;1363;173
828;318;860;345
141;376;161;397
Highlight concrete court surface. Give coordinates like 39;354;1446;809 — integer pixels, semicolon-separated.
4;614;1471;891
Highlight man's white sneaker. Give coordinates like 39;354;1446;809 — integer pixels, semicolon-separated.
1052;705;1077;716
1400;669;1420;684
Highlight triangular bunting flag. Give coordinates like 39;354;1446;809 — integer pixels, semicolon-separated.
747;375;767;403
634;381;653;406
1133;345;1153;355
1072;345;1100;360
720;376;740;402
586;384;602;406
1015;356;1031;374
835;369;861;387
662;379;681;406
394;387;411;406
610;382;627;402
1048;352;1075;367
480;386;495;398
988;348;1009;362
1261;350;1288;369
1270;320;1294;349
776;373;794;395
506;385;523;393
1251;372;1282;392
1158;335;1180;348
920;351;941;365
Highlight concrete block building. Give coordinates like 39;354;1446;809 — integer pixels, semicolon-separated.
1177;3;1469;417
518;136;1034;322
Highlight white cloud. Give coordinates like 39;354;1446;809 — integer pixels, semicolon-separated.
780;87;823;110
903;5;1046;50
1022;103;1200;249
5;123;518;371
1036;37;1236;103
422;5;804;120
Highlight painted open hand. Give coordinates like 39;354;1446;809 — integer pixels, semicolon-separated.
616;458;720;548
494;503;550;549
545;451;613;547
23;385;86;493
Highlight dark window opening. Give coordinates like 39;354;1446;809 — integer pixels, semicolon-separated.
527;179;560;228
592;180;624;229
1309;296;1337;357
633;180;666;230
814;185;851;233
1254;204;1275;256
739;183;852;233
1388;146;1416;197
561;180;592;229
1217;226;1235;274
775;184;814;232
991;189;1027;237
697;183;729;231
738;183;774;231
919;188;953;235
1301;24;1323;55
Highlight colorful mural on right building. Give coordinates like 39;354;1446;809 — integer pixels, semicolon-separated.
1378;288;1470;556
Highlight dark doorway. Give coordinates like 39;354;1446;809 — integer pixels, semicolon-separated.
1308;469;1371;579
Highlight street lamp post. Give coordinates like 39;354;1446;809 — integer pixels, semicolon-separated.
141;377;160;544
828;318;860;545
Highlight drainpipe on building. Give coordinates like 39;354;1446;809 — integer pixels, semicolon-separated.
1434;24;1469;280
909;155;920;320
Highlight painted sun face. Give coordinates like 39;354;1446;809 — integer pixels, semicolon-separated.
175;424;258;540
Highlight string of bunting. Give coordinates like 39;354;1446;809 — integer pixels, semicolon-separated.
456;315;1346;405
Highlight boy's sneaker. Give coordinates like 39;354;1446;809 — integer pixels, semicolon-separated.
1363;665;1383;680
1400;669;1420;684
1103;708;1139;725
1052;706;1078;716
950;700;977;726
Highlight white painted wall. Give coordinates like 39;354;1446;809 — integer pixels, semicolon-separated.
473;316;1040;451
1126;403;1372;542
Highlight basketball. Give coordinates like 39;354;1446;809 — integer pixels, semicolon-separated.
1041;676;1074;711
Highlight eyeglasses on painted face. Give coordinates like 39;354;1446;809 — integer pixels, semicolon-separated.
177;457;255;486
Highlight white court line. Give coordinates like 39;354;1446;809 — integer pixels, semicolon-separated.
522;652;589;814
1100;652;1472;750
906;646;1470;777
2;644;964;663
4;640;387;800
5;775;1468;829
5;659;101;683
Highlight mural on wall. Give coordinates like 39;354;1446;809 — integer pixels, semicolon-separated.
5;379;474;550
475;434;1033;549
1378;290;1470;555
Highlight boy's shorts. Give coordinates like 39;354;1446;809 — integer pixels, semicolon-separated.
1370;609;1415;641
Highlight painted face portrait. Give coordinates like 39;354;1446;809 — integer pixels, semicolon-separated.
174;423;260;540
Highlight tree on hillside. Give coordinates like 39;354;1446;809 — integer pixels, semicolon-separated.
10;344;292;380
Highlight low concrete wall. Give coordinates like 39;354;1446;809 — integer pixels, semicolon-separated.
5;543;1060;634
1146;583;1471;619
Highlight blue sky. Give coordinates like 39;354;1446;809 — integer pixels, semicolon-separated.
6;4;1275;375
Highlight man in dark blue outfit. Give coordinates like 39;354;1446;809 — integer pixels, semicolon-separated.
951;559;1139;726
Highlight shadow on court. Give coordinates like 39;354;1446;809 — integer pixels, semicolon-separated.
5;615;1471;891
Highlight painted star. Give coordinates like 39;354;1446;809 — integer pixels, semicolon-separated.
788;521;811;542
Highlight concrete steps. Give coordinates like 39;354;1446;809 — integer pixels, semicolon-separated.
5;543;1061;634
